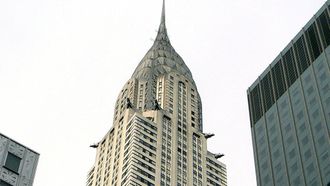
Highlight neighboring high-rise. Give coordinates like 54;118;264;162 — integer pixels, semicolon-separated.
0;133;39;186
87;1;226;186
247;1;330;186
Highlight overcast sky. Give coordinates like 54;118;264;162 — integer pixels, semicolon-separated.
0;0;327;185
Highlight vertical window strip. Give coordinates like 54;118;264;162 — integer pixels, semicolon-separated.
261;72;275;111
316;10;330;47
283;48;298;87
251;84;263;124
294;36;310;74
306;23;322;61
271;59;287;99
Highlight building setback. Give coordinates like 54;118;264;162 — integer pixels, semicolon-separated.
87;1;227;186
247;1;330;186
0;133;39;186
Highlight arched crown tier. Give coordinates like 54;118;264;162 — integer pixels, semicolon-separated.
131;0;195;86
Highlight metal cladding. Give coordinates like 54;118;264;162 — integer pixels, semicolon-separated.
120;1;197;111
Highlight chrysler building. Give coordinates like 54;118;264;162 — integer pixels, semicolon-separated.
87;1;227;185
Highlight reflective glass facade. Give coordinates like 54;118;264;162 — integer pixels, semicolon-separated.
248;1;330;186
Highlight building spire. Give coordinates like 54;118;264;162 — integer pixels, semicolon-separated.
154;0;169;44
161;0;165;24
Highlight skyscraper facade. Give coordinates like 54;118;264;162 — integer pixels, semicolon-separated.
87;1;227;186
0;133;39;186
247;1;330;186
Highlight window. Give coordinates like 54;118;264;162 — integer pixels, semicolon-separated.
0;180;12;186
306;23;322;61
283;48;298;86
249;84;262;124
271;59;286;100
293;36;310;74
317;10;330;47
4;152;21;173
261;72;275;111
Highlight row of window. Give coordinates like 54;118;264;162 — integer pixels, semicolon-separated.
249;7;330;125
121;118;157;186
176;82;188;185
110;122;125;185
192;134;203;186
114;80;137;121
166;73;202;130
160;116;172;186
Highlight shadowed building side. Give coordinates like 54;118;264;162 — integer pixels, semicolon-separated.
247;1;330;186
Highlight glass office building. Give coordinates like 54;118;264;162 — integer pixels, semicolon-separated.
247;1;330;186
